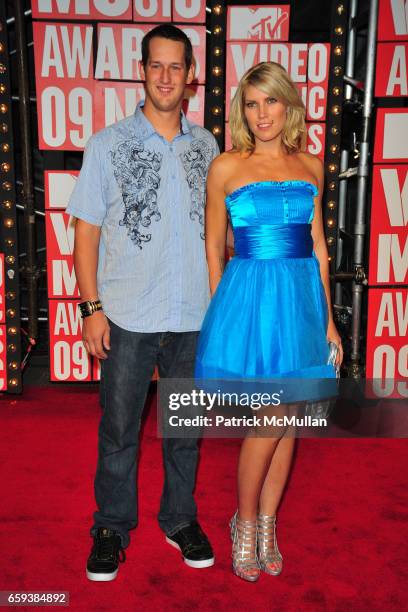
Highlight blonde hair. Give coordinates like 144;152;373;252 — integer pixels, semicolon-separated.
229;62;306;154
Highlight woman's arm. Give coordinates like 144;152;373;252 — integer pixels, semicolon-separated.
205;156;228;296
310;157;344;365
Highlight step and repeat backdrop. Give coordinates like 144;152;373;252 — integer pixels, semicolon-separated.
366;0;408;398
225;4;329;156
29;1;335;382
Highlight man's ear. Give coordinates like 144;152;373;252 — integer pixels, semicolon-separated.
186;58;195;85
139;60;146;81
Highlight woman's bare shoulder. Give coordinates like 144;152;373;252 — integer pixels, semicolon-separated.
209;149;244;180
297;150;324;177
211;149;242;168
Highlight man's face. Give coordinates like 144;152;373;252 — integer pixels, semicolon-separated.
140;37;194;113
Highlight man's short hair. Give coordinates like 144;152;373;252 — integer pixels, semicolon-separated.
141;24;193;70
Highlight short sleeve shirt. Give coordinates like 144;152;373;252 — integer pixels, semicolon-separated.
66;102;219;332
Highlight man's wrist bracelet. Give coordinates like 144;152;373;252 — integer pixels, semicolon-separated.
78;299;102;318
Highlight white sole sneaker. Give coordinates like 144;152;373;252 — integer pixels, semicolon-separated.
86;568;118;581
165;536;215;568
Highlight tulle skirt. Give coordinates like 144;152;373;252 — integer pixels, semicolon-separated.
195;255;336;382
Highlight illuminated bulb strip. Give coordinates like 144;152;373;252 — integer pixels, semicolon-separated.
1;16;22;392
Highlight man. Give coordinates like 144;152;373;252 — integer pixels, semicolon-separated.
67;24;219;581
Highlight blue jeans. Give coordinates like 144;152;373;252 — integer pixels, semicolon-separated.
91;320;200;548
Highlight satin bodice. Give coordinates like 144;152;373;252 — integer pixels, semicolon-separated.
225;180;318;260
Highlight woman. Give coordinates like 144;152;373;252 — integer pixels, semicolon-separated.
195;62;343;582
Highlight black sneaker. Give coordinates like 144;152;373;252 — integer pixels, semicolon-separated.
86;527;126;581
166;521;215;569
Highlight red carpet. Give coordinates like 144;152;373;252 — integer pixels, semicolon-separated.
0;386;407;611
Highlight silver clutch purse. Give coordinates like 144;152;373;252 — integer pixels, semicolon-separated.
328;341;340;378
304;342;340;420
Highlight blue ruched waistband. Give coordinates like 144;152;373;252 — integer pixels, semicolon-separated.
233;224;313;259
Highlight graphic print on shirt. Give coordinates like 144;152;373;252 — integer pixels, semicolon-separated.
180;139;214;239
110;140;163;249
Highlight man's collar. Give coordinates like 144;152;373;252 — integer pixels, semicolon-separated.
180;107;191;135
134;101;191;140
133;101;156;140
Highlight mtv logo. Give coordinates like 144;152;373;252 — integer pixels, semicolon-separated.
227;5;290;42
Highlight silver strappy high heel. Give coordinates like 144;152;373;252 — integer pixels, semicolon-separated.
257;513;283;575
230;511;260;582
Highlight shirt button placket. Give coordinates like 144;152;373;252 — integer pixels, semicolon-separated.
169;142;182;328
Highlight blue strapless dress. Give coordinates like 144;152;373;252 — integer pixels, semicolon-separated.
195;180;336;384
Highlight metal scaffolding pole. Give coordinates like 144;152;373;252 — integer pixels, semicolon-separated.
335;0;359;306
350;0;379;376
14;0;38;340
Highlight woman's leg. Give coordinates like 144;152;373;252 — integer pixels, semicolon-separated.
232;402;295;581
235;425;295;579
232;436;281;581
256;436;295;575
237;436;281;520
259;436;295;515
237;400;292;519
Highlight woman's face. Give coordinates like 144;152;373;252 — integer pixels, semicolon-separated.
243;84;287;145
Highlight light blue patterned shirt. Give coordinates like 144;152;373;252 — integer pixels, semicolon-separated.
67;102;219;332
